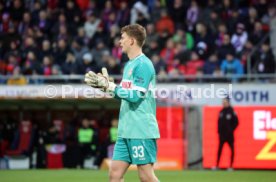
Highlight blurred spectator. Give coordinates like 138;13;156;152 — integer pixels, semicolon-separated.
0;0;273;81
217;34;235;61
30;1;42;26
136;11;149;27
130;1;149;25
46;121;65;144
5;40;21;60
144;38;160;58
249;21;266;45
51;64;62;76
252;42;275;75
170;0;186;29
196;41;208;60
7;66;27;85
116;1;130;27
39;39;52;60
231;23;248;55
101;1;115;25
77;118;97;168
151;54;166;76
53;13;72;41
91;41;110;69
84;12;101;39
22;51;41;75
111;37;122;61
240;40;254;72
145;23;158;45
108;24;120;48
76;27;90;46
255;0;268;19
33;28;45;48
227;9;241;34
88;23;107;48
150;0;163;23
195;23;214;55
185;51;204;77
62;52;77;75
84;0;97;18
56;25;69;42
21;37;37;61
18;12;33;35
167;58;185;78
186;0;199;32
155;9;175;35
53;39;70;65
218;0;233;22
203;53;220;75
64;0;82;28
167;44;187;77
160;38;175;66
105;11;118;32
9;0;24;23
71;38;89;63
221;52;244;82
77;52;97;74
208;11;222;35
76;0;90;11
216;23;228;47
41;56;53;76
5;53;19;75
246;6;259;32
172;29;194;50
200;0;218;26
105;56;121;75
36;10;51;34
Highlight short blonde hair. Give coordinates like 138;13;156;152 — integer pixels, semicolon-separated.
121;24;146;47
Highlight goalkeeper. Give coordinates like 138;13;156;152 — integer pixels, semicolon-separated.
85;24;160;182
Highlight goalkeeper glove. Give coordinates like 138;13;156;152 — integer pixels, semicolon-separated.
84;68;117;92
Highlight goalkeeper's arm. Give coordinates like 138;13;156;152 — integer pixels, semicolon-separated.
113;86;144;103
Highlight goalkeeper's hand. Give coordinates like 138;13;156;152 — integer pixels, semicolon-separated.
84;68;117;92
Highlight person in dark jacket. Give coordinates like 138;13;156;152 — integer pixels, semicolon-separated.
216;97;239;169
253;42;275;75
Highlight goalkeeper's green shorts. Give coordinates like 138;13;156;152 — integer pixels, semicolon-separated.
112;137;157;165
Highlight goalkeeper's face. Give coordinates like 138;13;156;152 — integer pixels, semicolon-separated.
119;32;133;53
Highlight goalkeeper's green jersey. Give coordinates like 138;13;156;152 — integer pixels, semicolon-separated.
115;54;160;139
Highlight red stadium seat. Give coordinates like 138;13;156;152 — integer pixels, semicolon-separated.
5;121;32;156
5;121;33;169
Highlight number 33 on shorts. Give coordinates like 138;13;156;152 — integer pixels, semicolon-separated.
129;139;157;164
132;146;145;158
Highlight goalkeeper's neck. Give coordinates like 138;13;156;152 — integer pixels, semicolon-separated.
127;46;143;60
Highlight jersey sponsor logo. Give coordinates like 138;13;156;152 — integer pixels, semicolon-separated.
121;80;133;89
253;110;276;160
135;76;144;84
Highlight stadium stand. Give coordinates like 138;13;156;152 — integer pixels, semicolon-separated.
0;0;275;83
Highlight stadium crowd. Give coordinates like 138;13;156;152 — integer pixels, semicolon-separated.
0;0;275;83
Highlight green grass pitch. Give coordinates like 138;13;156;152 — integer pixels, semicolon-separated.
1;169;275;182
